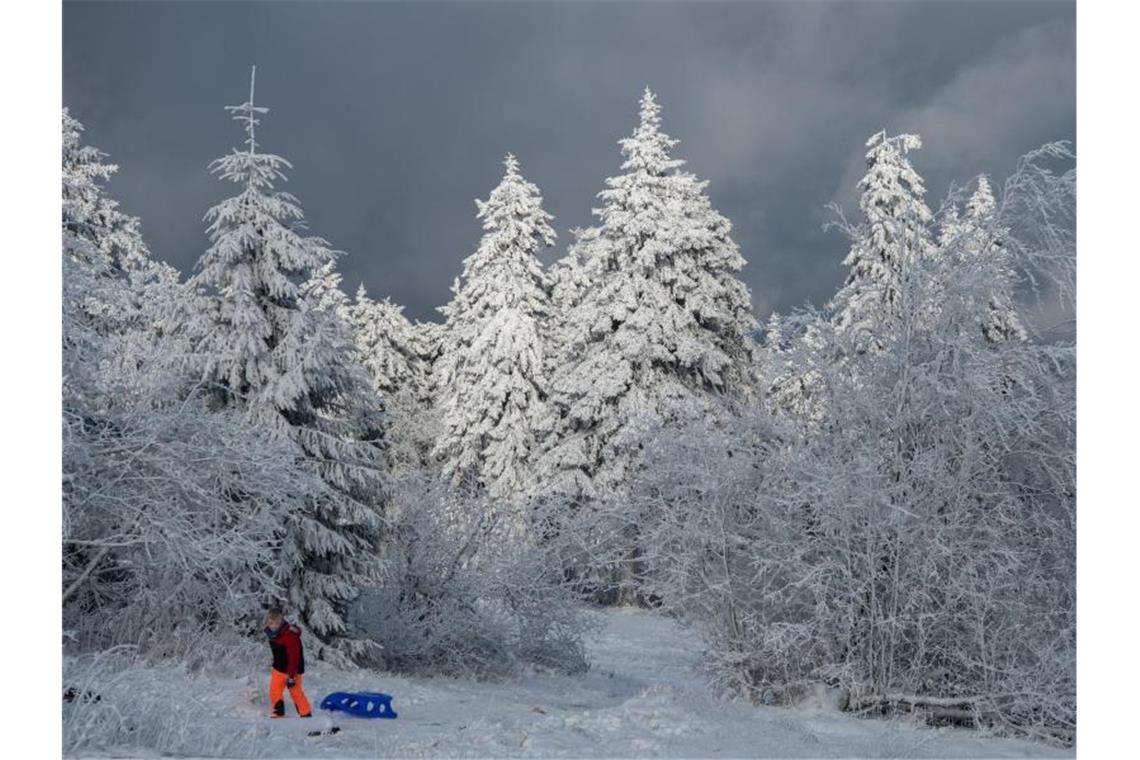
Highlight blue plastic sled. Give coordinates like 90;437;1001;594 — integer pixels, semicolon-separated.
319;691;398;719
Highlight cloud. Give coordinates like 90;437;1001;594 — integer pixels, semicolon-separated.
831;19;1076;210
63;1;1074;324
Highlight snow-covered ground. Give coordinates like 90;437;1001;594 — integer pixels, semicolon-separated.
73;607;1072;758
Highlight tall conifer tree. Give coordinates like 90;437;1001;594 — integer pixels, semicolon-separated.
831;131;935;352
433;155;556;512
939;176;1026;344
188;69;384;662
539;89;757;501
349;284;438;474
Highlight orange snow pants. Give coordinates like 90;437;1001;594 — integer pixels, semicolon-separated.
269;669;312;717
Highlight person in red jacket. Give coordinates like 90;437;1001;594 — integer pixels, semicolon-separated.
263;607;312;718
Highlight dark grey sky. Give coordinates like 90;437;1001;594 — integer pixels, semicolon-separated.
63;0;1075;324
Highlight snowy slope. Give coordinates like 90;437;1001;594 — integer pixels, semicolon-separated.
70;607;1072;758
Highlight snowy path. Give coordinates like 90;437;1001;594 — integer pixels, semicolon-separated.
142;608;1071;758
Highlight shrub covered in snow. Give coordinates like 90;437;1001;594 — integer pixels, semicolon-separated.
62;383;332;654
348;475;595;679
633;141;1076;746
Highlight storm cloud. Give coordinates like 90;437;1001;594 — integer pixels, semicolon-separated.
63;0;1075;324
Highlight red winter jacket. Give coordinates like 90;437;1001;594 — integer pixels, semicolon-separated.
268;622;305;677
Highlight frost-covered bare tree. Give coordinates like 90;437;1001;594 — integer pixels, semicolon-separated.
62;381;330;655
636;141;1075;746
184;69;386;664
433;154;556;513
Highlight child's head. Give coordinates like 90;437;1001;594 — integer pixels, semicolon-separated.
264;607;284;629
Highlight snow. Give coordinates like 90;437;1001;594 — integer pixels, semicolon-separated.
71;608;1070;759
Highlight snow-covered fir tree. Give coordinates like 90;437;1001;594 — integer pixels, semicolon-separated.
831;131;935;353
302;260;428;406
186;69;385;663
544;225;603;377
63;110;129;401
758;311;830;429
297;259;391;444
538;89;757;502
348;286;421;398
349;284;438;475
62;109;166;344
303;259;352;315
939;175;1026;343
63;110;153;280
432;154;556;511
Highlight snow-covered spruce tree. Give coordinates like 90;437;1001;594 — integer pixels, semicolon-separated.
537;225;606;501
303;259;352;315
348;285;424;409
432;154;556;514
297;261;390;450
63;106;192;442
61;127;202;422
830;131;935;353
537;90;757;603
63;109;155;286
63;112;131;406
938;175;1026;343
349;284;439;476
187;69;385;663
539;89;757;501
62;108;171;368
756;310;832;431
545;225;602;361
